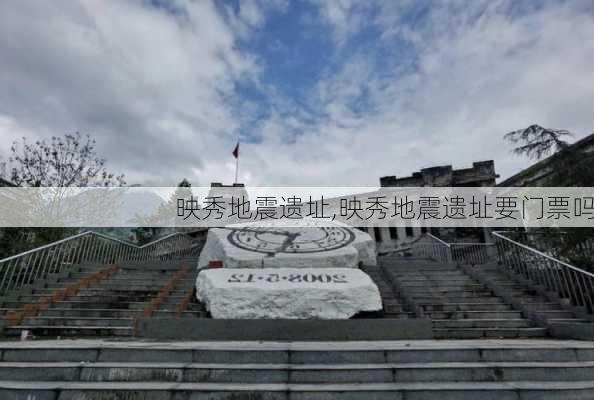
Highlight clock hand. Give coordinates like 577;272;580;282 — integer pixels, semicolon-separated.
278;232;301;252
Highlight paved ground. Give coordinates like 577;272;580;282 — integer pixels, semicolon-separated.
2;338;594;350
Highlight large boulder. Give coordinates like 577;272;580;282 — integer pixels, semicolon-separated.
198;220;376;269
196;267;382;319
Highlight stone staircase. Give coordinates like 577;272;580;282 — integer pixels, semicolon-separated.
379;256;548;339
359;264;413;319
463;262;588;325
0;258;205;338
1;339;594;399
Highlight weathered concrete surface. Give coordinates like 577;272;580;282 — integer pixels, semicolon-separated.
135;318;433;341
196;268;382;319
198;220;376;270
549;322;594;341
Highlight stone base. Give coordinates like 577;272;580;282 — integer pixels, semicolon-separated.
134;318;434;340
196;267;382;319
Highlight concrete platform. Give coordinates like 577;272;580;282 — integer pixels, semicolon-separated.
134;318;434;341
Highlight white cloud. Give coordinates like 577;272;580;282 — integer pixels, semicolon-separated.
240;0;594;186
0;0;256;185
1;0;593;188
311;0;374;46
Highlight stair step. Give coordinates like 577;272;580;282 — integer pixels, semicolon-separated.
521;302;564;310
433;327;547;339
383;305;407;313
424;311;524;319
1;361;594;382
4;325;133;337
547;318;590;324
22;317;134;327
0;308;203;318
1;380;594;399
413;297;504;303
432;319;533;329
1;300;149;309
406;290;494;297
3;340;594;362
531;310;576;319
383;313;413;319
58;278;195;286
14;294;188;302
420;303;511;312
401;284;486;290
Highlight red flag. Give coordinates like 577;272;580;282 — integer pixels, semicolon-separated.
232;142;239;159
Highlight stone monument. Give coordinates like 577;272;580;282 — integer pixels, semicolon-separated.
197;219;377;269
196;220;382;319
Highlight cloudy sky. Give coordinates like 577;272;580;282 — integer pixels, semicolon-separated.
1;0;593;186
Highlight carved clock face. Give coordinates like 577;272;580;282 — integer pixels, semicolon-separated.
227;226;356;254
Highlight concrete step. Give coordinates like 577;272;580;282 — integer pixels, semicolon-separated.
432;319;533;329
399;283;486;290
433;327;548;339
4;325;133;337
383;313;413;319
424;311;524;319
548;318;591;324
520;302;564;311
389;273;470;278
1;361;594;383
384;265;461;271
405;289;494;297
412;296;504;303
420;303;511;312
509;288;545;296
2;380;594;399
392;278;477;284
3;340;594;362
58;277;196;286
392;270;469;275
375;284;395;292
531;310;577;319
32;288;191;297
22;316;134;327
1;307;137;318
70;283;195;291
383;305;407;313
2;308;206;322
485;283;530;290
14;293;188;303
364;265;410;319
11;294;156;304
1;300;148;310
382;299;404;306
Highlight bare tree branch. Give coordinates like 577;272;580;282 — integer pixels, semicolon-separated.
6;132;125;187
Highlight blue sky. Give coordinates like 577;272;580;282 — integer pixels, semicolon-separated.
1;0;593;186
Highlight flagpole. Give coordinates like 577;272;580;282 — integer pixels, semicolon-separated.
234;154;239;184
234;139;239;184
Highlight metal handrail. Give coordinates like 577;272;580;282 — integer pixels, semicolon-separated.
0;230;202;295
492;232;594;278
410;233;495;265
410;233;452;263
426;233;451;247
492;231;594;313
0;231;95;263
